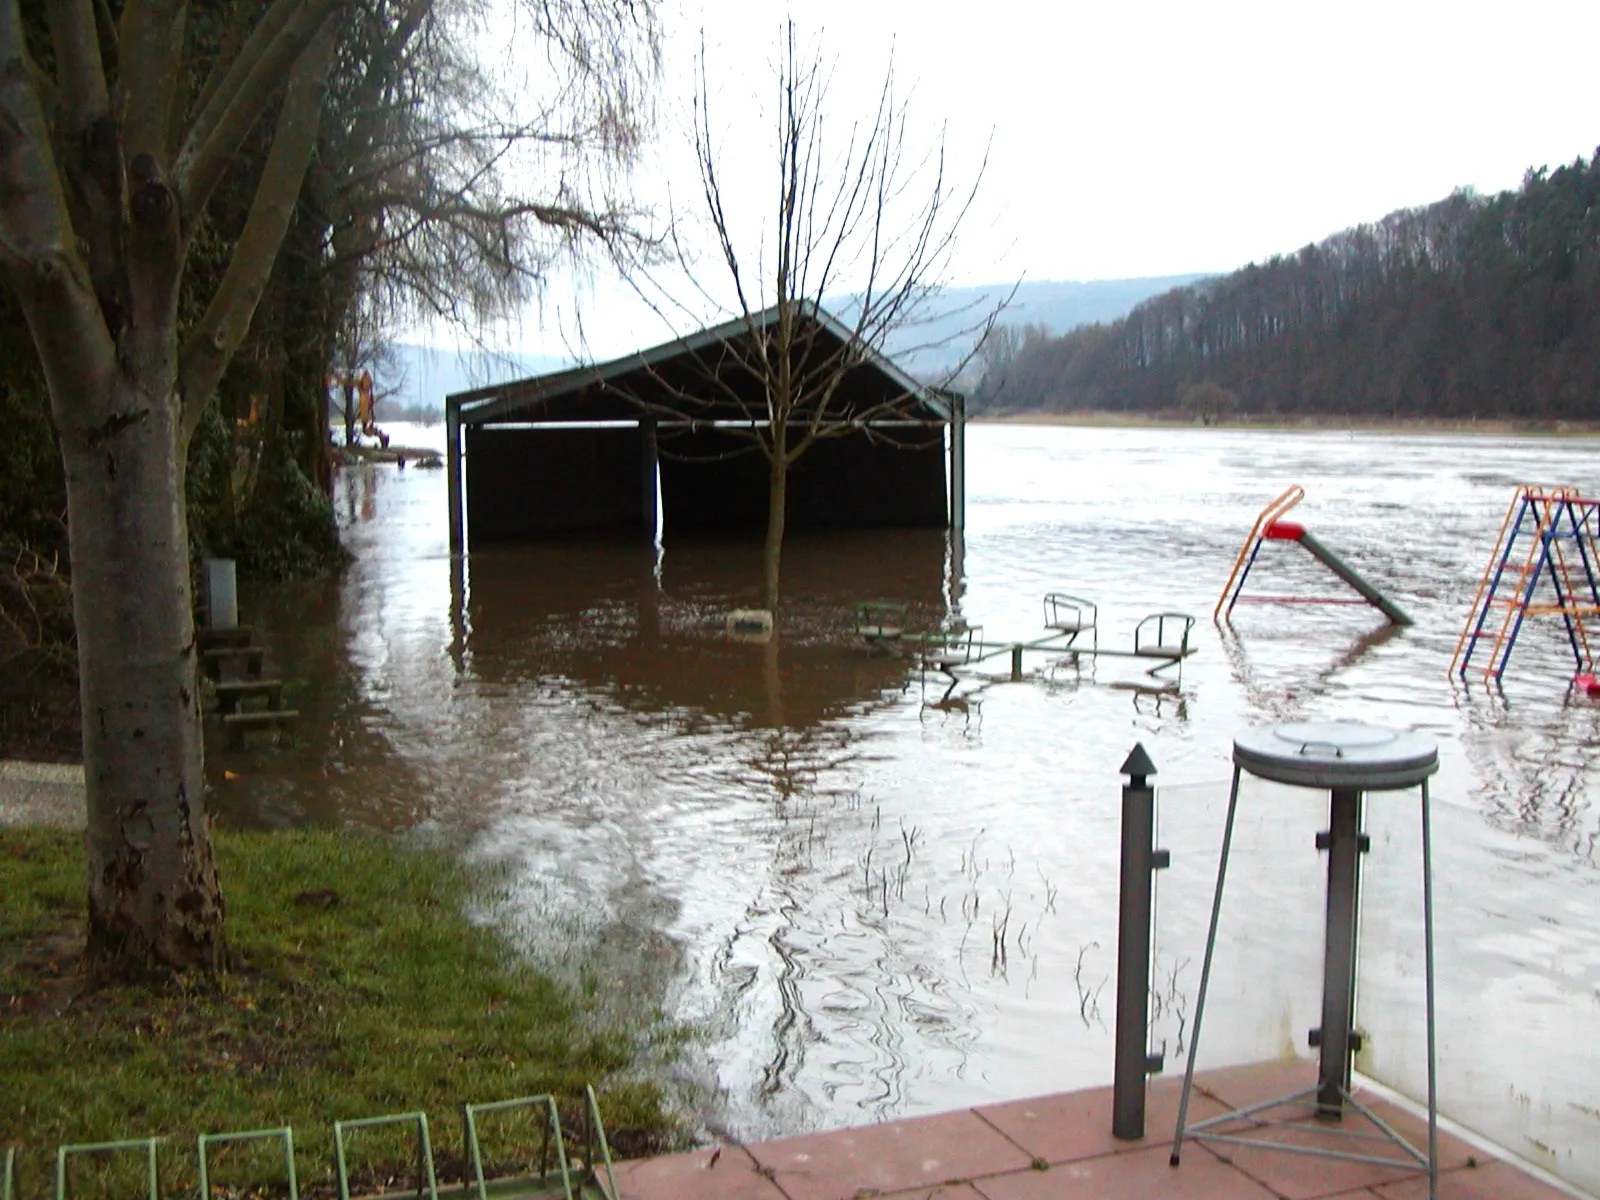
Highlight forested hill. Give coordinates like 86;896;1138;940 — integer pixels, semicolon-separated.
976;149;1600;421
873;275;1209;375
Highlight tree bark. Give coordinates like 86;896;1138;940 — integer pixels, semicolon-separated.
762;445;787;612
0;0;342;977
62;368;224;974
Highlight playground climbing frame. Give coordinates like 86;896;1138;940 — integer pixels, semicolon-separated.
1452;485;1600;683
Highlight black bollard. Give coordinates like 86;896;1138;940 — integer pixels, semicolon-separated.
1113;743;1167;1140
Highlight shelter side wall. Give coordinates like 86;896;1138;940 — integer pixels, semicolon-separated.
465;426;645;542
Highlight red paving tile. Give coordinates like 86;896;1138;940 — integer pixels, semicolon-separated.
744;1108;1035;1200
610;1062;1583;1200
1190;1120;1437;1199
1192;1057;1326;1112
605;1144;788;1200
973;1143;1278;1199
1177;1062;1483;1199
975;1076;1227;1164
1352;1099;1478;1171
1373;1160;1580;1199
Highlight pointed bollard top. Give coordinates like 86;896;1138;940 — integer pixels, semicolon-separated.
1121;743;1157;786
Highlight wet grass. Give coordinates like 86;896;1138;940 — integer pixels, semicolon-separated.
0;827;682;1197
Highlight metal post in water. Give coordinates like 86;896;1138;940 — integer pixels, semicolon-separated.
1114;743;1165;1140
1315;787;1364;1114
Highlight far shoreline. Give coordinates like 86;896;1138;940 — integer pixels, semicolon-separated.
975;411;1600;437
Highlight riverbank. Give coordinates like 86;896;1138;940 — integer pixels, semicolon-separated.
0;827;684;1189
978;410;1600;436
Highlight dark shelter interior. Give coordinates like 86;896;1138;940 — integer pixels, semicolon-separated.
445;307;965;548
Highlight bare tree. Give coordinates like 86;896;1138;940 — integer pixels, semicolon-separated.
638;23;997;612
0;0;348;974
265;0;659;488
971;320;1048;413
0;0;657;976
322;0;658;345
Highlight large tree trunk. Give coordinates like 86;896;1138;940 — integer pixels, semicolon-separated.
0;0;341;978
762;449;787;612
61;368;224;974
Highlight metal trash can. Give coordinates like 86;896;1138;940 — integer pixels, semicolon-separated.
1170;720;1441;1198
203;558;238;629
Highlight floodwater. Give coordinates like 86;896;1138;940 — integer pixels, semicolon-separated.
217;424;1600;1195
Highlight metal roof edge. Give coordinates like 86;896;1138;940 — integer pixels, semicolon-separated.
448;303;953;426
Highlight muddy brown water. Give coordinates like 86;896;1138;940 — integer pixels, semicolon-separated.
216;424;1600;1193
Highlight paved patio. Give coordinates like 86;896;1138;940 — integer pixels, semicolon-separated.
605;1061;1579;1200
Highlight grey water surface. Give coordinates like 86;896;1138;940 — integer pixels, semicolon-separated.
218;424;1600;1193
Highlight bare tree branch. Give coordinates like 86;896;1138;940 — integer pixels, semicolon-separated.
21;48;56;114
47;0;109;133
0;0;117;419
117;0;185;161
618;20;998;607
175;0;341;219
179;16;339;436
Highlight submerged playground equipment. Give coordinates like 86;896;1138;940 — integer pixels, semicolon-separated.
1216;486;1411;627
855;594;1196;700
1452;485;1600;685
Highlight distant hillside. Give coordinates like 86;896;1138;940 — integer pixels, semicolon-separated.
847;275;1211;377
378;345;573;420
380;276;1203;416
983;149;1600;422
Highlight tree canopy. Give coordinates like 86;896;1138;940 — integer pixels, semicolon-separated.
979;151;1600;422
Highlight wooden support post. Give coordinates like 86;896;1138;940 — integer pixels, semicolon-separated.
949;391;966;532
1011;644;1024;680
640;416;658;543
446;399;464;555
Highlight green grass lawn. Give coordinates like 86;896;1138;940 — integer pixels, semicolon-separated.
0;827;683;1197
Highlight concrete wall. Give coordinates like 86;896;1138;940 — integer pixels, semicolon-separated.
465;426;645;543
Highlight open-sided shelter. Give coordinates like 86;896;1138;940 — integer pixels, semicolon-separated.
444;305;966;550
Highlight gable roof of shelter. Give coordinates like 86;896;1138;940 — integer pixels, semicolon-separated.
448;303;953;426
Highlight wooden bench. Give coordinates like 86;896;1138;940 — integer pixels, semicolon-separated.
212;678;284;715
222;709;299;749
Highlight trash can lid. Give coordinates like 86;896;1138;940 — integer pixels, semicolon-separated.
1233;720;1439;791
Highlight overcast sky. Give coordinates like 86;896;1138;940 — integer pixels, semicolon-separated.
432;0;1600;359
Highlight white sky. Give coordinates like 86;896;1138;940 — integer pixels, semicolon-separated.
430;0;1600;359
